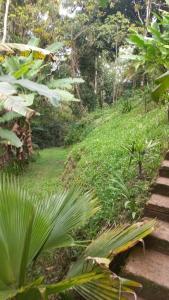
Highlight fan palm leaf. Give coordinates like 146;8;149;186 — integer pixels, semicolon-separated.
0;177;155;300
67;221;155;300
0;177;99;288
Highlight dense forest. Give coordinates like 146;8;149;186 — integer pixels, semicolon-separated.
0;0;169;299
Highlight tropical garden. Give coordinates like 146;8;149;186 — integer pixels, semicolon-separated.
0;0;169;299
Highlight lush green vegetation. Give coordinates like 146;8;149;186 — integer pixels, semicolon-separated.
0;0;169;299
65;96;169;234
20;147;69;196
0;176;155;300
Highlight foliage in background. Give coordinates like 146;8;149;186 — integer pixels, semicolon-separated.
128;10;169;84
0;39;84;169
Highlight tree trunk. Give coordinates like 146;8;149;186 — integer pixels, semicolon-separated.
145;0;152;35
70;41;84;115
2;0;10;43
94;56;98;96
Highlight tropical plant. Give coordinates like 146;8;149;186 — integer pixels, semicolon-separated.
0;176;155;300
127;10;169;82
152;70;169;101
110;173;138;220
0;40;84;167
123;139;158;178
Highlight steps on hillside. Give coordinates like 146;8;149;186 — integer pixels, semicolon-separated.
145;193;169;221
152;177;169;196
144;218;169;254
123;247;169;300
159;160;169;178
120;152;169;299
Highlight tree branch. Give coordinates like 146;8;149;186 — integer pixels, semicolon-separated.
2;0;10;43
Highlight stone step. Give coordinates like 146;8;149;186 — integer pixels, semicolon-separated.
145;194;169;221
123;248;169;300
144;218;169;254
152;177;169;196
159;160;169;178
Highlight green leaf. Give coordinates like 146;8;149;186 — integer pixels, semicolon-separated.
99;0;109;8
26;60;43;79
13;61;34;79
152;71;169;101
67;221;155;277
3;94;35;116
55;89;79;102
16;79;60;106
46;273;104;295
0;82;16;95
129;33;146;48
2;56;21;74
49;78;84;90
0;76;60;106
0;289;18;300
0;112;20;124
28;37;40;47
43;189;99;250
0;128;22;147
66;221;154;300
155;70;169;85
46;41;64;52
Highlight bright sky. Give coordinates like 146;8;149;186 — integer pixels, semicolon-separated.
59;2;81;18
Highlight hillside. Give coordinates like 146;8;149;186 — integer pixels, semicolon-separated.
65;100;169;235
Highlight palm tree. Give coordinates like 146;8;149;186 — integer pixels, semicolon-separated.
0;176;155;300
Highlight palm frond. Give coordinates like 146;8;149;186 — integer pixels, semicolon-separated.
43;189;100;250
0;177;100;290
66;220;155;300
67;221;153;277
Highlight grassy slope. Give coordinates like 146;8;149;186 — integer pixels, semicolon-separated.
67;102;169;235
20;147;69;197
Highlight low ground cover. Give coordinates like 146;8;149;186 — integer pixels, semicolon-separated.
20;147;69;197
65;101;169;236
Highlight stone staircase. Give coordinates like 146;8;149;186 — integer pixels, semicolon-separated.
123;151;169;300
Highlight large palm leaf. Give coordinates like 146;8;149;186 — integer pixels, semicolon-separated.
0;177;155;300
0;177;99;288
67;221;155;300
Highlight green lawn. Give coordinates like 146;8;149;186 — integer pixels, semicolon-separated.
20;147;69;197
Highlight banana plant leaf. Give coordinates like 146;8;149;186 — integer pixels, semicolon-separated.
0;43;58;62
0;112;20;124
0;75;61;106
152;70;169;101
0;128;22;147
0;82;17;95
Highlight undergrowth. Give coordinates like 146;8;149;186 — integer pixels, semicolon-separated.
64;100;169;237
